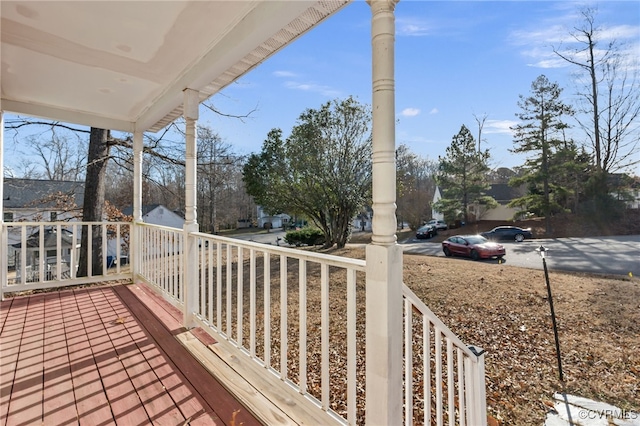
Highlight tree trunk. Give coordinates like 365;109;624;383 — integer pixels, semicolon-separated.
77;128;110;277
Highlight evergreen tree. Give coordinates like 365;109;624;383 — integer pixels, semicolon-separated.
509;75;574;234
434;125;495;223
243;97;372;248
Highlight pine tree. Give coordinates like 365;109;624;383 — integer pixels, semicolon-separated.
435;125;495;223
509;75;574;234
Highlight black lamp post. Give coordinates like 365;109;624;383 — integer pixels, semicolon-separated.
536;245;564;382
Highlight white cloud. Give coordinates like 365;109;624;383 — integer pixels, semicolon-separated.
401;108;420;117
510;24;570;47
396;18;432;37
599;24;640;42
484;120;518;135
526;57;568;69
429;108;439;115
283;81;341;97
273;70;297;78
510;10;640;72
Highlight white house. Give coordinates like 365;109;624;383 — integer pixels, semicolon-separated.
476;183;525;221
432;184;525;222
122;204;184;229
431;186;444;221
3;178;84;223
10;227;78;282
3;178;84;270
256;206;291;229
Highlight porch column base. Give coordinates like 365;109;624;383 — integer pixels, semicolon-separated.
183;223;199;328
365;243;403;425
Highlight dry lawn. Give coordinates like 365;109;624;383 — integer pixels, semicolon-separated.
325;245;640;425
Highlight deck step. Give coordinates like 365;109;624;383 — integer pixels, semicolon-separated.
176;329;346;426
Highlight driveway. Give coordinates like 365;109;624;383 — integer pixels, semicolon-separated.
229;229;288;246
401;235;640;277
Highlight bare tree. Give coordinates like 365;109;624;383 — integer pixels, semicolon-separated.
395;144;437;230
473;113;488;152
30;134;87;181
554;7;640;175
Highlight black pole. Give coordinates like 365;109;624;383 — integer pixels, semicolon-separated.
541;251;564;382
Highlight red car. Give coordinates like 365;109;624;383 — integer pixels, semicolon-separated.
442;235;506;260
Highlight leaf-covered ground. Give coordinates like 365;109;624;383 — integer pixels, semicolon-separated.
328;246;639;425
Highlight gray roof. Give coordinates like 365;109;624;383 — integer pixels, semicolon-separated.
3;178;85;209
12;227;76;249
121;204;185;219
485;184;526;204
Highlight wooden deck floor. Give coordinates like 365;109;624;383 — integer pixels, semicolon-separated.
0;283;261;426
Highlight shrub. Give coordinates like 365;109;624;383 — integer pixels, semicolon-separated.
284;228;325;246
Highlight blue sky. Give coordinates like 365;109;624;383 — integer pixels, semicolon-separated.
3;1;639;177
203;0;640;174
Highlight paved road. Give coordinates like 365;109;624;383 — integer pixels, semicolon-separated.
228;230;639;277
230;229;288;245
401;235;640;276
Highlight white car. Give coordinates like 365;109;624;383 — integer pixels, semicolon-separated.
427;219;448;230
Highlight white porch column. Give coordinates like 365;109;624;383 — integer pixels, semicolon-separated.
365;1;403;425
183;88;199;328
131;130;143;280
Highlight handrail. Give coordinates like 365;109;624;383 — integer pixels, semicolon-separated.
402;282;487;425
191;231;366;271
403;284;480;360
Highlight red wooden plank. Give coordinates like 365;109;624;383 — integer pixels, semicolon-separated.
99;288;216;424
75;287;150;425
88;287;187;425
192;327;217;346
83;308;151;426
5;294;45;426
65;289;115;426
0;297;15;331
114;290;225;426
42;292;78;426
127;282;186;333
2;284;262;426
0;296;28;424
114;284;261;426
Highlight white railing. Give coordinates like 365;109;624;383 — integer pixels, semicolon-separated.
136;222;184;307
403;285;487;426
135;225;486;425
2;219;487;423
189;231;366;424
1;221;131;299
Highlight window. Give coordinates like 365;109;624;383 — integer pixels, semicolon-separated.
50;212;58;221
3;212;14;222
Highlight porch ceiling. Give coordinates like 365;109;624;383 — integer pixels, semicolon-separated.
0;0;349;133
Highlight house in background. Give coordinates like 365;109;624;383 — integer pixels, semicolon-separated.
122;204;184;229
3;178;84;270
10;227;78;282
475;183;526;221
432;183;525;223
2;178;84;223
431;186;444;221
256;206;291;229
610;174;640;209
352;208;373;232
